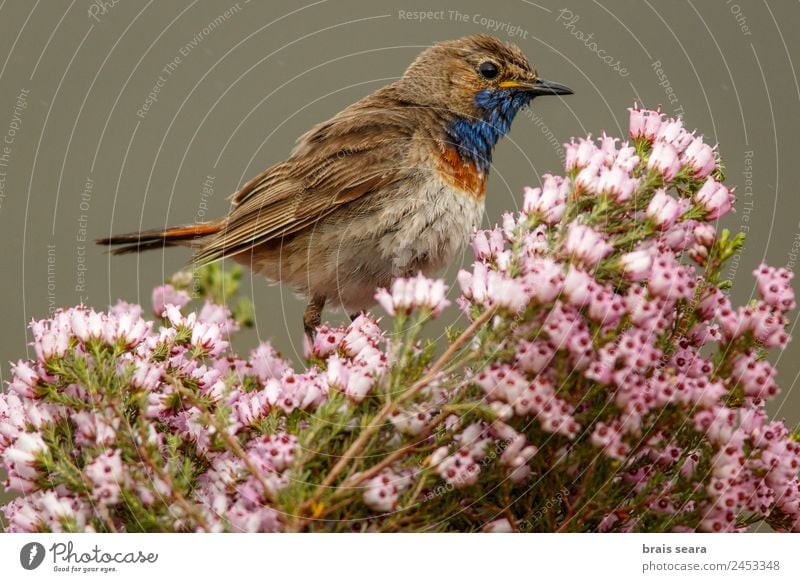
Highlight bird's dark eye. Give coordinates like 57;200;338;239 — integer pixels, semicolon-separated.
478;61;499;80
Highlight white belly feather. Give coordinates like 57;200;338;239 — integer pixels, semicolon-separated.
262;173;486;312
378;175;485;274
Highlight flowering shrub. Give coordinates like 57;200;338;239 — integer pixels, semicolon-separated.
2;106;799;533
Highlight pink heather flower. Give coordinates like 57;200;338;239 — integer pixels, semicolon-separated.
163;303;192;328
475;364;526;403
597;166;636;202
363;470;411;513
598;132;618;162
514;339;555;374
231;390;268;426
152;284;191;317
575;163;600;193
487;271;529;312
646;251;695;302
689;322;721;346
520;225;549;258
458;263;529;313
85;449;125;505
656;118;694;152
375;274;449;317
754;264;796;312
471;230;492;259
749;305;789;348
500;211;522;241
191;321;229;356
31;314;71;361
693;223;716;247
69;308;91;342
598;513;620;532
620;250;653;281
3;432;47;492
647;142;681;182
305;325;345;359
325;355;350;391
226;503;281;533
471;227;506;261
591;422;630;461
717;303;787;347
646;189;681;229
408;276;448;316
9;361;39;398
500;433;538;482
659;220;695;252
198;301;239;334
131;360;163;391
6;432;47;463
522;257;564;304
457;423;492;455
564;223;613;266
431;446;482;488
103;312;150;349
612;145;640;173
4;493;93;533
267;371;328;412
731;351;779;401
475;366;579;438
694;177;733;220
484;518;514;533
110;300;143;320
341;315;382;357
345;368;376;403
249;342;289;381
38;491;91;532
2;497;41;532
352;345;387;378
85;310;105;339
523;175;568;224
585;286;625;329
688;243;708;266
390;406;431;436
564;137;602;171
562;267;596;307
252;433;296;472
69;411;118;446
628;105;663;140
682;137;717;178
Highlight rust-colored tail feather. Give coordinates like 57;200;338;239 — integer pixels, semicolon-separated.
96;222;221;256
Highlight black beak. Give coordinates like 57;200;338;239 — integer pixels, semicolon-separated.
523;78;574;96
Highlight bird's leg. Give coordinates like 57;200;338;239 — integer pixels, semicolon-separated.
303;295;326;340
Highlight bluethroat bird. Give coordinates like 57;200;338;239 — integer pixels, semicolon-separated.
97;35;573;336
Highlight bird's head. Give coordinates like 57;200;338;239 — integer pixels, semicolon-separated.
397;34;573;171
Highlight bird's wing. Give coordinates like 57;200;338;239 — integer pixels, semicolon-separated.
194;102;413;266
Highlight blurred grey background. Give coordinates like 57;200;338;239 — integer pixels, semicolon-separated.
0;0;798;431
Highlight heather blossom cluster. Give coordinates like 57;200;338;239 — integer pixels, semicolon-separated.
2;106;799;532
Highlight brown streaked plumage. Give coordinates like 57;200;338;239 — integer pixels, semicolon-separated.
97;35;572;336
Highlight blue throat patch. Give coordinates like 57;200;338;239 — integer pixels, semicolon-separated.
445;89;533;173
